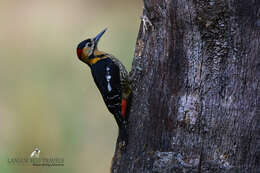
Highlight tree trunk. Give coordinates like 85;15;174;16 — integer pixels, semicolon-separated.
112;0;260;172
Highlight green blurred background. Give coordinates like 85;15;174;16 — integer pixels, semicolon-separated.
0;0;142;172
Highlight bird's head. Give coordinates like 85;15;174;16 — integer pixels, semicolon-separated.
76;28;107;66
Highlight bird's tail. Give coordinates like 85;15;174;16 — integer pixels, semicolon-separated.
117;119;128;150
114;112;128;149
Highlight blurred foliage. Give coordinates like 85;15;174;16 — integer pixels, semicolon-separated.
0;0;142;172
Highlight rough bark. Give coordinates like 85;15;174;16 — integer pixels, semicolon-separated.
112;0;260;172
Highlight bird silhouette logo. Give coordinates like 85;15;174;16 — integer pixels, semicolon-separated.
30;147;40;158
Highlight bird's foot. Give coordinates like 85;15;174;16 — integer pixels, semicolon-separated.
119;140;127;151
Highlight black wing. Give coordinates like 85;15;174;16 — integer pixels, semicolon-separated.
91;58;122;115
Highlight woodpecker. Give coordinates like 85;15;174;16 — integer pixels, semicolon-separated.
76;29;131;147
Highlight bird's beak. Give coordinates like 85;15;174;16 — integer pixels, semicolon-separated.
93;28;107;46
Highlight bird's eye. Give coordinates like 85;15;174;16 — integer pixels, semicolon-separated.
87;43;92;47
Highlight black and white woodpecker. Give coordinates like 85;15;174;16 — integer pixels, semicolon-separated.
76;29;131;147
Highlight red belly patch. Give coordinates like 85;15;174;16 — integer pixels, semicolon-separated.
121;99;127;118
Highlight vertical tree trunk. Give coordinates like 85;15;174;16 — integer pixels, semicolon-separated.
112;0;260;172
